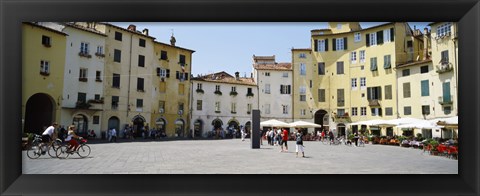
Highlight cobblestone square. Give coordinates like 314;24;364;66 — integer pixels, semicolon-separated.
22;139;458;174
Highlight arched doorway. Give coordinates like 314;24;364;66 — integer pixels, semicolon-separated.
227;119;239;138
132;115;146;137
24;93;55;134
193;119;203;138
155;118;166;136
244;121;251;138
72;114;88;134
175;119;185;137
314;110;328;134
337;123;346;137
108;116;120;138
212;118;223;130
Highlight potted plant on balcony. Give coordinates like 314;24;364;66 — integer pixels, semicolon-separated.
230;91;238;96
76;101;92;109
214;90;222;95
196;89;204;94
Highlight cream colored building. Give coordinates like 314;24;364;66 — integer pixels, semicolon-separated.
191;72;257;138
22;22;67;134
252;55;293;125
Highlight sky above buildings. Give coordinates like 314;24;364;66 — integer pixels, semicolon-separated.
112;22;430;77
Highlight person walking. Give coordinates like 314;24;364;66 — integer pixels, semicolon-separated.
110;128;117;142
241;127;246;141
280;128;289;152
354;132;359;147
295;128;305;158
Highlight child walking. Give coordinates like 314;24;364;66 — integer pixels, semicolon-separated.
295;128;305;158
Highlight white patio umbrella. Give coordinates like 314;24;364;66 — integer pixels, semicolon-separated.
288;121;322;128
396;120;444;129
385;117;425;126
434;116;458;126
260;119;291;128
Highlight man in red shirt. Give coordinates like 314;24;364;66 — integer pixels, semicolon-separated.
280;128;289;152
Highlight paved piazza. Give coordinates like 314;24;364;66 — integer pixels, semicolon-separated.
23;139;458;174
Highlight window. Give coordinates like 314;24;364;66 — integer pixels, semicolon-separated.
318;89;325;102
114;31;122;41
318;62;325;75
178;83;185;95
383;29;391;43
179;54;186;65
112;73;120;88
337;24;342;29
403;82;411;98
337;61;344;74
265;84;270;94
360;107;367;116
231;102;237;113
337;89;345;107
360;77;366;89
442;82;451;103
421;80;430;96
437;23;452;37
420;65;429;73
160;51;168;60
402;69;410;76
404;106;412;115
197;83;203;90
310;80;312;88
80;42;89;54
265;72;270;76
299;53;306;58
359;50;366;63
77;92;87;103
265;104;271;114
384;85;392;100
79;68;88;81
367;86;382;100
40;60;50;75
138;55;145;67
247;88;253;96
159;101;165;113
111;96;119;109
300;63;306;75
282;72;289;77
422;105;430;115
354;32;361;42
41;35;51;46
441;50;449;64
94;94;101;100
280;85;291;94
282;105;288;114
215;101;220;113
178;103;184;114
215;85;221;92
369;33;377;46
370;57;377;71
371;108;382;116
139;38;146;47
247;104;252;114
96;46;103;55
93;116;100;124
231;86;237;92
318;39;326;51
385;107;393;116
351;52;357;63
136;99;143;111
384;55;391;69
197;100;203;111
114;49;121;63
335;38;345;51
299;86;306;101
157;68;167;77
351;78;357;89
137;78;144;91
351;107;358;116
444;106;452;115
300;109;306;116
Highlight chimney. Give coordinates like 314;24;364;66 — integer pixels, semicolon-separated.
142;28;149;36
423;28;429;60
127;24;136;31
235;72;240;80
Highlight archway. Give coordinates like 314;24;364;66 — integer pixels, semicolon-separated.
337;123;346;137
193;119;203;137
24;93;55;134
155;118;166;135
314;110;328;134
227;119;239;138
175;119;185;137
72;114;88;134
212;118;223;130
132;115;146;137
107;116;120;138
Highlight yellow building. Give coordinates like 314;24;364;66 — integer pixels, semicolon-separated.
152;38;194;137
293;22;422;137
22;22;67;134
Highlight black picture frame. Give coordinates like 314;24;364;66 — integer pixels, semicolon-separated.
1;0;479;195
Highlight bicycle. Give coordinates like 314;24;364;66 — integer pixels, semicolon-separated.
26;137;62;159
357;137;365;147
322;137;330;145
330;137;343;145
56;138;91;159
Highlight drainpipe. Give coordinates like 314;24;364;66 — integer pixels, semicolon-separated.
127;33;133;119
452;38;458;116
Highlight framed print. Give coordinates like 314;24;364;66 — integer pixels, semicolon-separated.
1;0;479;195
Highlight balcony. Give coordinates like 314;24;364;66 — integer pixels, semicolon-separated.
368;99;381;107
196;89;204;94
78;51;92;58
214;90;222;95
230;91;238;96
75;101;91;109
334;114;352;123
436;61;453;73
95;52;105;57
79;77;88;82
246;92;254;97
40;71;50;76
438;96;453;105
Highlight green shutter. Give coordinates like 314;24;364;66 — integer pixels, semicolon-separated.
384;55;391;69
366;34;370;47
314;39;318;52
390;28;395;41
370;57;377;71
344;37;348;50
421;80;429;96
325;39;328;51
377;31;384;44
332;38;336;51
443;82;451;102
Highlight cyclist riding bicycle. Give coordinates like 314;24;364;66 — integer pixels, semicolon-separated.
40;122;58;154
65;125;83;153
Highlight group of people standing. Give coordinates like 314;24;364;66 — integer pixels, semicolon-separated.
264;127;305;157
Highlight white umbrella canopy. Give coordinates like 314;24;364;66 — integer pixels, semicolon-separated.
260;119;291;128
288;121;322;128
434;116;458;125
385;117;425;126
396;120;444;129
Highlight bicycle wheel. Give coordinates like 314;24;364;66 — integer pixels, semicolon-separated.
47;143;59;158
56;145;70;159
322;138;329;145
77;144;91;158
26;145;41;159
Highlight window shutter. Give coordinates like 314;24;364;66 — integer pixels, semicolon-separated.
184;73;189;80
332;38;336;51
367;87;372;100
390;28;395;41
280;85;284;94
156;68;161;76
288;85;291;94
166;69;170;78
176;71;179;79
325;39;328;51
378;87;382;100
314;39;318;52
379;108;382;116
377;31;384;44
344;37;348;50
366;34;370;47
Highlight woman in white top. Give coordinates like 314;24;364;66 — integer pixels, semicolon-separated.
65;125;82;153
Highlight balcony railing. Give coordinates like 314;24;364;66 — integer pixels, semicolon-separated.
436;62;453;73
438;96;453;105
368;99;381;107
78;51;92;58
95;52;105;57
